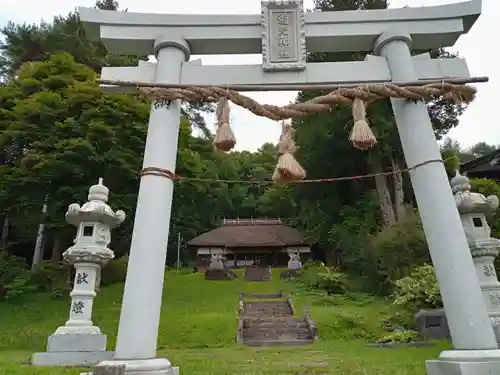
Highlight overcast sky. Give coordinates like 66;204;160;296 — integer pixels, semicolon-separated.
0;0;497;152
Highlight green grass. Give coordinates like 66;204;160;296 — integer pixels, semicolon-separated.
0;269;448;374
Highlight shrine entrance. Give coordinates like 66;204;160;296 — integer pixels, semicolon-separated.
78;1;500;375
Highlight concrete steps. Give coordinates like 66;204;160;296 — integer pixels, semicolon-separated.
236;292;317;347
243;300;293;317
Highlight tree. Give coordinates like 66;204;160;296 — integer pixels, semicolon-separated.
0;53;149;260
0;1;141;81
440;138;498;166
0;50;283;266
469;142;497;158
0;0;213;137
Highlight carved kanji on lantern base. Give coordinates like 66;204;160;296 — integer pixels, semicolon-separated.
31;179;125;367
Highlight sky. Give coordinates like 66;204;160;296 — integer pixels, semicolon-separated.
0;0;497;152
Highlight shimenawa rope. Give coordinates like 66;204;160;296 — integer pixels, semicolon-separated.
132;80;474;183
140;81;475;121
141;159;444;185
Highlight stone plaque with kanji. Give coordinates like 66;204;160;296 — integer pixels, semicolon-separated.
261;0;306;71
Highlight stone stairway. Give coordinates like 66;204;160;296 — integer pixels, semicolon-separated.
243;300;293;317
244;266;272;281
241;316;314;346
236;292;318;347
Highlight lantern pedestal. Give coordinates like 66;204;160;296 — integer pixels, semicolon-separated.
33;261;112;366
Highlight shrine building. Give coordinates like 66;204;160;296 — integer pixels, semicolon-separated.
460;148;500;182
188;218;311;272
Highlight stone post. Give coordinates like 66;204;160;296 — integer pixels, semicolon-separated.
95;36;189;375
374;30;500;374
452;171;500;343
32;178;125;367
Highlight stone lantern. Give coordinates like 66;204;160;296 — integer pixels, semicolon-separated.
452;171;500;342
32;178;126;367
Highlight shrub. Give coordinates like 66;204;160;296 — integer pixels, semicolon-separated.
391;264;442;311
328;192;380;275
101;255;129;286
376;330;419;344
0;250;34;300
297;261;348;295
365;209;430;295
380;310;414;331
30;260;71;299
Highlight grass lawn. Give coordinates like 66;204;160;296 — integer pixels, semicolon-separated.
0;269;448;374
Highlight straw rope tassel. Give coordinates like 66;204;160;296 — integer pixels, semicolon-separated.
272;119;306;183
349;98;377;150
214;97;236;152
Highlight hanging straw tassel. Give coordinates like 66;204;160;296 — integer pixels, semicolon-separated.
272;119;306;183
213;97;236;152
349;98;377;150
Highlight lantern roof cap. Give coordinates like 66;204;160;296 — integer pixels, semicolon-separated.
452;171;499;214
65;178;126;227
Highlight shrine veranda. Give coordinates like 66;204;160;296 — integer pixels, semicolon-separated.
23;1;500;374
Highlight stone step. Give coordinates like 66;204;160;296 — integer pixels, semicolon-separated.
244;323;309;331
243;327;311;336
243;338;315;347
243;301;293;316
243;333;312;341
243;319;308;329
242;326;311;338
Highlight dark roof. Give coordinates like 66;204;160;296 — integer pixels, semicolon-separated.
187;218;308;247
461;149;500;175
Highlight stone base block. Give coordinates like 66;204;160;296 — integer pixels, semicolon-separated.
427;359;500;375
31;350;114;367
80;369;178;375
48;333;107;352
427;349;500;375
85;358;178;375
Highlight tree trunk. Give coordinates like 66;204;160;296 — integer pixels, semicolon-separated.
372;158;396;228
391;156;406;221
1;214;8;249
51;236;62;263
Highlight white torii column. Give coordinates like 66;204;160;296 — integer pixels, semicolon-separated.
95;36;190;375
374;30;500;374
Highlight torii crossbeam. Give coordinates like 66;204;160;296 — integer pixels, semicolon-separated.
71;1;500;375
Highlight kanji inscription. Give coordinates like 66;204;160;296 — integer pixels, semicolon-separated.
261;0;306;71
489;293;500;308
484;264;497;278
274;12;294;59
72;300;85;314
76;272;89;284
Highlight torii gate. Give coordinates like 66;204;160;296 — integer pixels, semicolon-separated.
79;1;500;374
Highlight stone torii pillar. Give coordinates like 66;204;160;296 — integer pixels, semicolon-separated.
95;37;189;375
373;30;500;374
